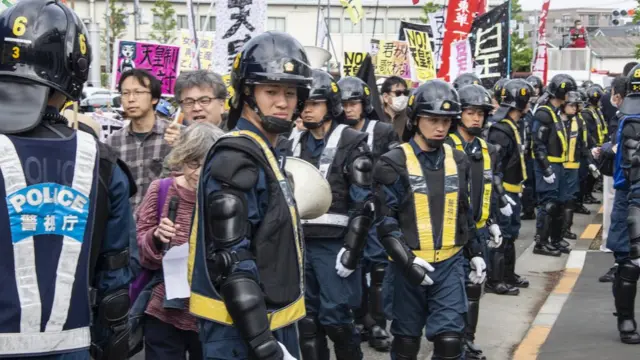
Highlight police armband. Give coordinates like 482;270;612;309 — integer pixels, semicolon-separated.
220;273;284;360
91;289;130;360
340;201;374;270
380;234;426;286
534;125;551;170
627;207;640;259
350;156;373;187
206;190;248;249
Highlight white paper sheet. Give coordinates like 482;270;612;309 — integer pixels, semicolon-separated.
162;243;191;300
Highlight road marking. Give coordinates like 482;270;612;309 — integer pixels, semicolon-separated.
598;205;603;214
580;224;601;240
513;250;587;359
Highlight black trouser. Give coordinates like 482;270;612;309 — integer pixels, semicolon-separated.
144;314;203;360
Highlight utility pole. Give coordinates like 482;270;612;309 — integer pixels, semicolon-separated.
88;0;101;87
134;0;139;40
105;0;111;88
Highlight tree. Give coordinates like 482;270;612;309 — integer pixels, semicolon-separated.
634;1;640;58
510;0;533;73
102;0;127;81
149;0;177;44
420;1;442;23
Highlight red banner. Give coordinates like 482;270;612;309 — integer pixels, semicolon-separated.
531;0;551;84
437;0;482;81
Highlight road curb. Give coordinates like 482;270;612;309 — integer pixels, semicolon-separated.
512;250;587;359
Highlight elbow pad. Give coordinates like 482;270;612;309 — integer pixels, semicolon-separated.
627;207;640;259
350;156;373;187
206;191;248;249
220;273;283;360
380;235;425;286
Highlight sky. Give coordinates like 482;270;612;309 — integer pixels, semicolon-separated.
519;0;638;11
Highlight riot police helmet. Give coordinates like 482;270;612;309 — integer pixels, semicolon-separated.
546;74;577;100
500;79;533;111
0;0;91;134
581;80;594;89
492;78;509;102
457;84;493;135
586;86;604;106
620;63;640;115
337;76;374;122
406;80;460;147
302;69;344;128
228;31;313;133
526;75;544;96
565;91;582;105
453;72;482;90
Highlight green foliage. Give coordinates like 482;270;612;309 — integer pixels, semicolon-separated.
510;0;533;72
635;1;640;58
149;0;177;44
102;0;127;74
420;2;442;23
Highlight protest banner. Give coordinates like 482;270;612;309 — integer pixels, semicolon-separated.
179;30;215;71
371;39;412;80
111;40;182;96
531;0;551;83
404;28;436;82
342;52;368;77
212;0;266;75
428;8;446;71
221;74;234;111
438;0;483;81
449;39;473;81
468;1;509;89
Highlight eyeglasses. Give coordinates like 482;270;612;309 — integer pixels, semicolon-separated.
390;89;410;97
185;160;203;170
121;90;151;98
180;96;219;108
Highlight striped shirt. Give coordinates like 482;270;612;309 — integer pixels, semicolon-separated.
106;117;172;211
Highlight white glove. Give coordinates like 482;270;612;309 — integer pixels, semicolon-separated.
335;248;355;278
279;342;297;360
589;164;601;178
487;224;503;248
469;257;487;284
543;172;556;184
500;195;517;217
631;258;640;268
412;257;435;286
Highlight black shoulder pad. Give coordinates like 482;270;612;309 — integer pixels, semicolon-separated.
275;136;293;156
374;158;400;185
487;142;500;156
452;148;468;165
376;121;395;136
341;126;369;149
488;122;511;137
534;107;555;124
208;148;260;191
116;158;137;198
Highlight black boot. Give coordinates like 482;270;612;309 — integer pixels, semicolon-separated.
391;336;420;360
562;201;578;240
574;202;591;215
521;209;536;220
613;262;640;344
298;317;331;360
533;204;562;257
599;264;618;283
505;239;529;288
367;265;391;352
485;245;520;296
464;282;486;359
551;203;571;253
584;193;601;204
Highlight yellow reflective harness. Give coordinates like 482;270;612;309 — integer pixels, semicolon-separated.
588;107;607;145
399;142;461;263
449;134;492;229
188;130;305;330
564;115;581;169
538;105;568;163
500;119;528;193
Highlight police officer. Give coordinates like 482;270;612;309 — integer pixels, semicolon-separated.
453;72;482;90
486;79;533;295
445;84;506;360
280;69;374;359
560;91;599;240
532;74;578;257
374;80;486;360
338;75;397;352
581;86;608;205
522;75;544;220
0;1;133;359
188;32;310;359
609;64;640;344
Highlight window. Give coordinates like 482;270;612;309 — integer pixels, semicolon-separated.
562;14;571;23
343;19;362;33
328;17;341;33
365;18;384;34
588;14;598;26
177;15;188;29
267;17;286;31
387;19;401;34
200;16;215;31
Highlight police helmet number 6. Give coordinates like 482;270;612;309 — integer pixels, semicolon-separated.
634;69;640;78
13;16;27;36
79;34;87;55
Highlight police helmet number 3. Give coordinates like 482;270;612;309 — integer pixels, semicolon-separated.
13;16;27;36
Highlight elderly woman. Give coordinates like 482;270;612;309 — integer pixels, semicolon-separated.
136;122;224;360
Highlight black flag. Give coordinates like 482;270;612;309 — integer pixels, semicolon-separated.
468;2;510;89
397;20;436;62
356;54;384;121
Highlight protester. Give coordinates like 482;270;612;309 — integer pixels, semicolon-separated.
136;122;224;359
380;76;410;140
107;69;172;211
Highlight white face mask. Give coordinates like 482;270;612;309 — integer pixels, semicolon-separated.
391;95;408;112
611;96;619;109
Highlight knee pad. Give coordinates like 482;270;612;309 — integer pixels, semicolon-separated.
433;332;462;360
391;335;420;360
544;201;560;217
298;316;319;338
618;261;640;283
465;282;482;302
324;324;353;346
